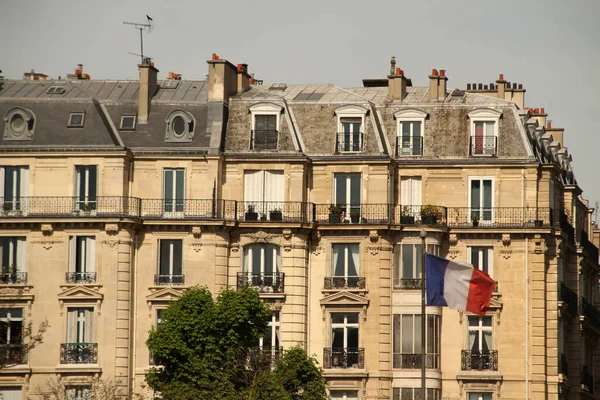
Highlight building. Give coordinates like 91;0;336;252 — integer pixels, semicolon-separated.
0;55;598;400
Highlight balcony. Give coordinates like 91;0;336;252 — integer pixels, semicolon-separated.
579;231;599;263
236;273;284;293
323;348;364;369
154;274;185;286
65;272;97;284
141;199;226;220
559;352;568;377
393;353;438;369
581;297;600;330
324;276;366;290
393;205;447;226
0;197;140;218
461;350;498;371
446;207;552;228
0;272;27;285
239;201;309;223
470;136;497;156
0;344;27;365
251;130;278;150
336;132;363;153
396;135;423;156
315;204;391;224
60;343;98;364
582;365;594;394
393;278;422;290
559;282;578;316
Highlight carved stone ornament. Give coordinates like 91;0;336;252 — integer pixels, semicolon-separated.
42;241;54;250
230;233;239;253
192;226;202;239
499;233;511;259
449;233;458;247
367;230;380;255
448;233;459;259
282;229;292;252
190;243;202;252
312;231;323;256
105;223;119;236
531;234;547;254
103;239;119;250
41;224;53;236
242;230;277;244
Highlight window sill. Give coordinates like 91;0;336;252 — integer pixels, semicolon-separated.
323;368;368;378
55;365;102;374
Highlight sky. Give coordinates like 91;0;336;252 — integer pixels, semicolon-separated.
1;0;599;212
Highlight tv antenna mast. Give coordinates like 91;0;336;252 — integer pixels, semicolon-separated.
123;16;154;64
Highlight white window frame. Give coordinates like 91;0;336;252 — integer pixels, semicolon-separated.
334;105;368;153
120;115;136;130
68;112;85;128
329;391;359;400
162;168;185;218
330;313;359;350
249;103;283;132
468;393;493;400
258;311;280;353
158;239;183;277
331;243;360;278
333;173;361;220
467;316;493;352
0;166;29;214
66;307;94;344
74;165;97;211
243;244;280;275
392;313;440;369
394;109;428;156
0;237;27;273
68;236;96;282
467;108;501;156
467;246;493;278
0;308;23;345
468;176;494;224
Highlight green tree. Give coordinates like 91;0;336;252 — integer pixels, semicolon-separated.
145;287;326;400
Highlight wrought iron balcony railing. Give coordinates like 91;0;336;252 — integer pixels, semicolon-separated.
236;273;285;293
446;207;552;228
324;276;366;290
392;205;448;226
323;347;364;369
239;201;309;222
141;199;224;220
315;204;391;224
0;272;27;284
0;344;27;365
559;352;568;377
393;278;422;290
582;365;594;393
154;274;185;286
396;135;423;156
581;297;600;330
65;272;97;284
251;130;278;150
392;353;439;369
0;196;140;218
60;343;98;364
559;282;578;316
461;350;498;371
470;135;497;156
336;132;363;153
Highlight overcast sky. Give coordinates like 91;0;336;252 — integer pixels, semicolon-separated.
2;0;599;212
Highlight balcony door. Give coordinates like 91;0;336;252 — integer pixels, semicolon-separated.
334;173;361;220
244;170;284;219
74;166;97;211
400;177;421;221
332;244;360;288
0;237;26;279
258;311;280;355
163;169;184;217
0;167;29;213
331;313;359;366
243;244;281;292
158;240;183;285
0;308;23;365
340;117;362;152
469;178;493;223
69;236;96;282
67;308;93;344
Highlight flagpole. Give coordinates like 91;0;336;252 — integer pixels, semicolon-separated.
419;230;427;400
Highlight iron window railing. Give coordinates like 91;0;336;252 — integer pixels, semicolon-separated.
251;130;278;150
392;353;438;369
336;132;363;153
239;201;309;222
581;297;600;330
393;205;447;226
0;196;140;218
446;207;552;228
154;275;185;286
60;343;98;364
396;135;423;156
559;282;578;316
140;199;221;220
236;273;285;293
470;135;497;156
314;204;391;224
324;276;366;290
65;272;97;284
461;350;498;371
393;278;422;290
323;347;364;369
0;272;27;285
0;344;27;365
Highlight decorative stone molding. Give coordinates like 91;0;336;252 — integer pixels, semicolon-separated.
146;287;185;317
229;232;239;253
105;223;119;236
42;241;54;250
556;238;564;258
312;231;323;256
499;233;511;259
531;234;547;254
190;243;202;252
448;233;459;259
282;229;292;252
41;224;53;236
449;233;458;247
57;286;104;316
367;230;380;255
191;226;202;239
241;230;278;244
103;239;119;251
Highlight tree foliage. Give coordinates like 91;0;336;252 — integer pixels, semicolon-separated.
146;287;326;400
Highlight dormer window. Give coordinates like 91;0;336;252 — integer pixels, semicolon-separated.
467;109;502;156
165;110;195;143
394;109;428;156
249;103;283;151
68;112;85;128
334;105;368;153
3;108;35;141
120;115;136;131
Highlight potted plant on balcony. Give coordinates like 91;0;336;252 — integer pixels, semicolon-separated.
420;204;440;225
472;214;480;227
534;218;543;227
269;208;283;221
328;204;342;223
245;205;258;221
79;203;97;216
400;205;415;225
350;209;361;224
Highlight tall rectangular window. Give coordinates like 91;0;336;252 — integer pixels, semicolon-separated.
330;243;361;289
330;313;360;368
400;177;422;223
68;236;96;283
330;391;358;400
469;247;493;277
399;121;422;155
157;239;183;285
75;166;97;210
0;308;24;365
339;117;362;152
470;178;493;222
66;308;94;344
464;316;496;371
253;115;278;150
244;170;284;219
468;394;493;400
334;173;361;219
163;168;184;216
0;237;27;284
471;121;496;156
66;386;91;400
0;167;29;213
393;243;438;290
258;311;280;355
392;314;439;369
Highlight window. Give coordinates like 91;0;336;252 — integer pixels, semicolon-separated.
3;107;35;141
329;313;360;368
394;109;427;156
120;115;136;130
0;308;24;364
0;237;27;284
242;244;282;293
333;173;361;221
249;103;282;150
400;176;421;223
66;386;91;400
393;314;439;369
67;308;94;344
47;86;66;94
157;239;183;286
163;168;184;217
393;388;441;400
165;110;195;142
258;311;280;355
337;117;362;153
464;316;496;371
468;108;501;156
0;387;23;400
243;170;284;220
468;394;493;400
68;236;96;283
74;166;97;211
469;178;493;223
469;247;494;289
156;309;165;328
0;166;29;213
393;244;438;290
330;244;362;289
68;112;85;128
330;391;358;400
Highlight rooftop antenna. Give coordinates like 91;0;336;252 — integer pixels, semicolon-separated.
123;16;154;64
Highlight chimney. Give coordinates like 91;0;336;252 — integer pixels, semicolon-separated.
429;69;439;100
237;63;251;94
438;69;447;100
138;58;159;124
496;74;506;99
387;57;408;101
531;107;547;130
207;53;239;102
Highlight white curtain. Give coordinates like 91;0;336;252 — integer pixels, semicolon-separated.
84;308;93;343
20;168;29;214
400;177;422;206
0;388;23;400
68;237;76;273
16;238;26;272
332;245;340;276
0;167;4;200
67;309;78;343
349;244;360;276
264;171;284;203
85;237;96;273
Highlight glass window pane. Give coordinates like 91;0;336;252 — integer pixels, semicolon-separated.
401;315;413;353
335;174;347;205
347;327;359;348
346;313;359;324
331;327;344;348
415;244;422;277
331;314;344;324
471;180;481;209
482;317;492;327
402;244;414;279
252;246;261;274
349;174;361;205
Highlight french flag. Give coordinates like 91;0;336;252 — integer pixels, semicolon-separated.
425;253;495;316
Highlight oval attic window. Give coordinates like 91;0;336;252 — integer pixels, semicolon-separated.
172;116;186;137
11;114;25;135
